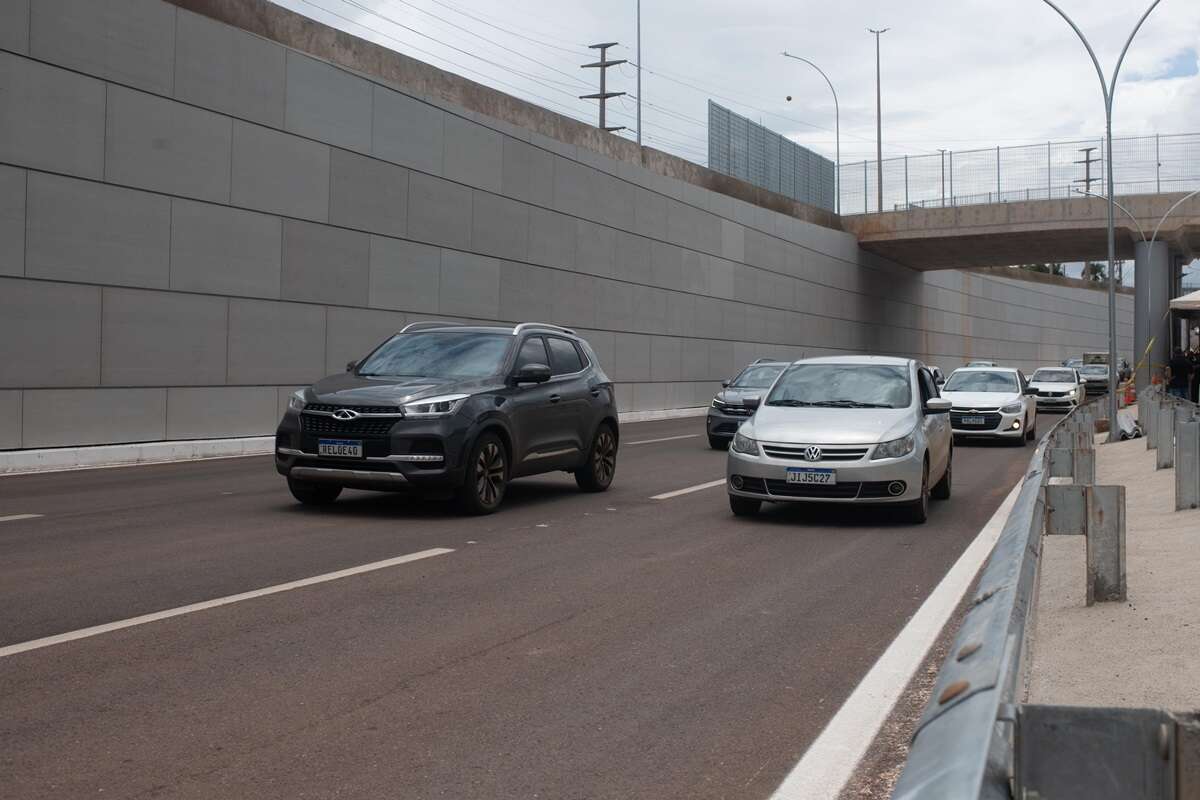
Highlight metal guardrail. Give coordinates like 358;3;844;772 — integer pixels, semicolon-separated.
1140;385;1200;510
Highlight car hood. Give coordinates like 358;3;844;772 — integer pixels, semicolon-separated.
304;373;502;406
939;390;1021;408
715;387;770;405
745;405;916;445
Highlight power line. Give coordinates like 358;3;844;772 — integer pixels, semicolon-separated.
421;0;593;56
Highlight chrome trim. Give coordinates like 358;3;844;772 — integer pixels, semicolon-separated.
277;447;442;464
291;467;408;486
277;447;304;457
301;409;405;419
512;322;576;336
522;447;579;462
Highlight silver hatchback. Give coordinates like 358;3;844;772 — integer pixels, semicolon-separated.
725;356;953;524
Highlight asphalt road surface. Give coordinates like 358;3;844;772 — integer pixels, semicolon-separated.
0;417;1033;799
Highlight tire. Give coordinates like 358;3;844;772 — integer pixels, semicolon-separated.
287;477;342;506
931;448;952;500
1025;417;1037;441
729;494;761;517
708;435;729;450
905;460;930;523
576;423;618;492
456;433;508;515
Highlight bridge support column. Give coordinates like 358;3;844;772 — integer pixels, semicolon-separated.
1134;240;1170;390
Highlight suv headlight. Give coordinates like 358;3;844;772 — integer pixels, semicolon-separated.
711;398;725;410
403;394;469;418
1001;401;1023;414
730;431;760;456
288;390;307;412
872;431;916;460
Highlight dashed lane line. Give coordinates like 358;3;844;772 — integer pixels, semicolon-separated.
0;514;43;523
650;478;726;500
0;548;454;659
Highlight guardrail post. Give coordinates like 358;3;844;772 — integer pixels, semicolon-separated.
1178;420;1200;511
1143;390;1158;448
1156;401;1175;469
1046;484;1126;605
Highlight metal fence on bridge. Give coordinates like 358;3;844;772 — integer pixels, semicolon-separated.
840;132;1200;214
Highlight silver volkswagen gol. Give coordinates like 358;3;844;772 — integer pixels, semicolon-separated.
725;356;953;523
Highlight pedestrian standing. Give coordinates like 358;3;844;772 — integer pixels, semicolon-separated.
1167;348;1192;399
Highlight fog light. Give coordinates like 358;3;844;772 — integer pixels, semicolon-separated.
1011;420;1022;430
887;481;906;496
730;475;744;490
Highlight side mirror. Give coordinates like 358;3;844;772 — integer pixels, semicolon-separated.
935;376;946;386
743;395;762;410
513;363;552;384
346;359;358;373
1023;387;1038;396
721;379;731;388
925;398;952;414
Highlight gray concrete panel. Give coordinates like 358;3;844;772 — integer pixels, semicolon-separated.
371;86;444;175
284;52;372;153
101;288;228;387
0;278;100;388
528;207;575;270
105;85;233;203
553;156;595;220
231;121;330;222
227;299;326;385
680;250;710;295
633;287;668;334
0;0;29;54
166;386;278;440
612;231;650;284
0;390;19;449
0;52;105;179
26;173;170;288
594;278;635;331
0;165;24;276
443;114;502;192
368;236;440;313
498;261;550;324
633;188;668;239
30;0;174;94
170;199;281;299
501;137;553;206
325;307;408;375
650;242;683;291
632;382;667;412
551;269;597;329
576;221;615;279
329;149;408;238
665;291;696;337
173;9;285;128
281;220;370;307
613;333;651;382
651;336;682;382
681;338;708;381
440;250;500;319
406;172;472;251
471;191;529;261
22;388;166;448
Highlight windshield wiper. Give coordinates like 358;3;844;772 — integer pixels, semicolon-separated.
766;399;818;407
807;400;892;408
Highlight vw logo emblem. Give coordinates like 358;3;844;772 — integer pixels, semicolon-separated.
331;409;359;421
804;446;822;462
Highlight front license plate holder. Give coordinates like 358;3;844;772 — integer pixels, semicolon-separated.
786;467;836;485
961;416;986;426
318;438;363;458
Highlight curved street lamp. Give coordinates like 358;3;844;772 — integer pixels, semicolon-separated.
781;52;840;215
1040;0;1164;441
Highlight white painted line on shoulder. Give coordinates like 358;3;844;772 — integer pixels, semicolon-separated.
650;478;726;500
0;514;43;523
768;481;1023;800
625;434;701;446
0;547;454;659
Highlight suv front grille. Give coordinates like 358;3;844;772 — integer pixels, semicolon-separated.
305;403;401;414
301;414;397;437
761;444;869;462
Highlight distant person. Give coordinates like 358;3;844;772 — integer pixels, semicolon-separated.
1167;348;1192;399
1191;348;1200;403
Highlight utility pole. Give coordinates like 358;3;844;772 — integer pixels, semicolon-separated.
636;1;641;146
580;43;626;132
1073;145;1100;194
869;27;889;213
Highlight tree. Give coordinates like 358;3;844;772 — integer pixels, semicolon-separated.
1083;262;1107;282
1018;262;1066;276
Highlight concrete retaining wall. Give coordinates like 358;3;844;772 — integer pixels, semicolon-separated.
0;0;1133;451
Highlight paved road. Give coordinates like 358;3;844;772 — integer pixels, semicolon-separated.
0;418;1033;799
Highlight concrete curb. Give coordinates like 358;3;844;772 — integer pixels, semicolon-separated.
0;407;709;476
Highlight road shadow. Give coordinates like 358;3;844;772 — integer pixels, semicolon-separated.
741;498;949;530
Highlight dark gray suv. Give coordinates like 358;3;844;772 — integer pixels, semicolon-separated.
706;359;787;449
275;322;619;514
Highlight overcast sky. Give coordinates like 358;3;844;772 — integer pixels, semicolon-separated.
273;0;1199;279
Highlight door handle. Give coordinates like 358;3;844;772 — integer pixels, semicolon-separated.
549;394;561;403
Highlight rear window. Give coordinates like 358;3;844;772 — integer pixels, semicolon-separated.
731;364;784;389
547;337;584;375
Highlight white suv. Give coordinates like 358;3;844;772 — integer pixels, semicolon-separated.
940;367;1038;445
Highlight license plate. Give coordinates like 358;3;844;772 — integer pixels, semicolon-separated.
318;438;362;458
961;416;986;425
786;467;836;485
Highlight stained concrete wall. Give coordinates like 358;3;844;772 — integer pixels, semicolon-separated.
0;0;1133;450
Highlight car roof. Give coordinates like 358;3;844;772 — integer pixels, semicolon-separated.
952;366;1019;373
794;355;913;367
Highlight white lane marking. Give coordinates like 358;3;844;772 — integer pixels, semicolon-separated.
625;434;701;446
769;481;1023;800
650;478;726;500
0;548;454;659
0;514;43;523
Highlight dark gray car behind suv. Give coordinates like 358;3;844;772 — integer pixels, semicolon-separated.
275;322;619;514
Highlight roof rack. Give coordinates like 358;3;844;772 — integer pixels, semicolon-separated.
512;322;576;336
399;320;466;333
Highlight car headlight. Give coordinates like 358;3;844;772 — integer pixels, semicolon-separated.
288;390;307;412
1068;387;1078;396
730;431;760;456
402;394;469;418
1000;402;1023;414
872;431;915;460
711;398;725;410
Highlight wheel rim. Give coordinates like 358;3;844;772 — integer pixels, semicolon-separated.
476;442;505;506
593;430;616;484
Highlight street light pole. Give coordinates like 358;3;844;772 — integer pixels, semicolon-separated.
636;0;641;147
869;27;889;213
1041;0;1163;441
781;52;840;215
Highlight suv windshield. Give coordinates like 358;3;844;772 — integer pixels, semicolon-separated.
731;364;784;389
357;331;512;378
765;364;912;409
1032;369;1074;383
943;370;1019;393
